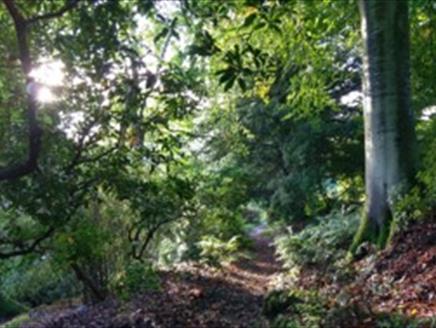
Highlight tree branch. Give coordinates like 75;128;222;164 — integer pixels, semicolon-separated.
0;175;97;259
0;226;55;259
2;0;24;23
74;146;118;168
27;0;80;24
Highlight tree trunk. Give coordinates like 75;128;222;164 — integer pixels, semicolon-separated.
352;0;416;249
71;263;107;304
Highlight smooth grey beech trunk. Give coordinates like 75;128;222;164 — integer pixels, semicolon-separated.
355;0;416;247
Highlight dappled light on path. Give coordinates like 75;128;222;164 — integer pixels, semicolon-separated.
19;236;282;328
137;235;283;327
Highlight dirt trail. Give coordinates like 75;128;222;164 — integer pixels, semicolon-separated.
21;236;282;328
132;235;282;327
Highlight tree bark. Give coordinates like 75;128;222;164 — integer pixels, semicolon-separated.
0;0;42;181
353;0;416;249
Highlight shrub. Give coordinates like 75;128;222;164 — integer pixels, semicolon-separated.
52;192;134;302
375;313;436;328
418;117;436;206
197;235;240;267
389;119;436;237
1;258;79;308
0;294;27;320
113;261;160;300
0;313;30;328
274;209;360;271
263;289;326;328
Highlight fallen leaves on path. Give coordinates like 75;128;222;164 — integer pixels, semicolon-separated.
20;236;282;328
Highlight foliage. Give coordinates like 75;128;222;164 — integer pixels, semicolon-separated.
263;289;326;328
0;0;433;324
275;209;360;271
410;0;436;113
375;314;436;328
190;0;364;226
389;117;436;236
197;235;240;267
51;191;133;301
0;294;27;321
0;313;30;328
264;288;436;328
168;160;252;262
113;261;160;300
417;118;436;210
0;0;202;266
1;258;79;307
264;289;436;328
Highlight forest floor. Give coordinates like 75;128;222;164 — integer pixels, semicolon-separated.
17;235;282;328
290;220;436;327
350;221;436;319
5;221;436;327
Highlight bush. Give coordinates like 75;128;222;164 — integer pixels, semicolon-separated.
197;235;241;267
1;258;79;308
419;117;436;205
389;118;436;236
113;261;160;300
0;294;27;320
52;192;134;302
0;313;30;328
375;313;436;328
263;289;326;328
274;209;360;271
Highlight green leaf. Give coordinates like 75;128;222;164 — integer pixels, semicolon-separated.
154;27;169;44
254;22;266;30
242;13;257;28
218;69;235;85
237;78;247;91
224;77;236;91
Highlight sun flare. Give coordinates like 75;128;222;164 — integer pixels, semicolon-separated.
30;59;65;103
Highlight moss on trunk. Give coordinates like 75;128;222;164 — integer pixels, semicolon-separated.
350;207;393;253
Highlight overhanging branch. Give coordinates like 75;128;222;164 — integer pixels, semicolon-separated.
0;176;96;259
27;0;80;24
0;226;55;259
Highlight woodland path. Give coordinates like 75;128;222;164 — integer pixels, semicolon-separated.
22;234;282;328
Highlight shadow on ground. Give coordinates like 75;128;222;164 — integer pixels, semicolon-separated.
19;236;281;328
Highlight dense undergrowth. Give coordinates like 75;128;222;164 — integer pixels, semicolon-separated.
265;202;435;327
263;136;436;327
265;217;436;327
